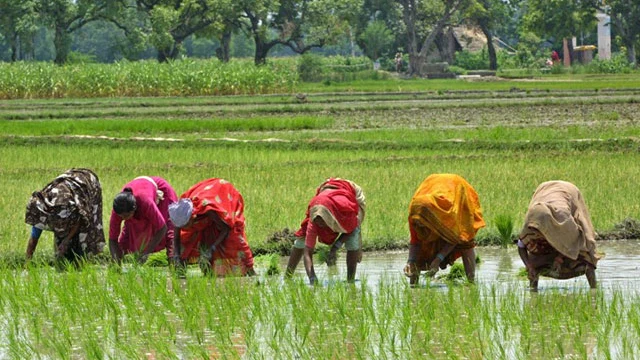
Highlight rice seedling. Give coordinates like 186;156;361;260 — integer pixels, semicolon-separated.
495;214;515;248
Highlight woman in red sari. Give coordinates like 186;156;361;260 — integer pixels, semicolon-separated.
169;178;255;276
285;178;366;284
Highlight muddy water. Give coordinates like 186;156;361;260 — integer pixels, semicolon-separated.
289;240;640;292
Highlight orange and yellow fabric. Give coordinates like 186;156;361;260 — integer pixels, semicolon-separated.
408;174;485;269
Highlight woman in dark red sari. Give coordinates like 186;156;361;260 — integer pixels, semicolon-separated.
285;178;366;284
169;178;255;276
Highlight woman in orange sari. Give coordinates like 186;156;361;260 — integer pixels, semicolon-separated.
404;174;485;285
168;178;255;276
517;181;599;290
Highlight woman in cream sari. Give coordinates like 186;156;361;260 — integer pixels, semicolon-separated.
517;181;599;290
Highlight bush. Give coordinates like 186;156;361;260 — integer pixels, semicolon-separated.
297;55;379;82
297;53;326;82
447;65;467;75
67;51;98;64
580;53;635;74
454;49;489;70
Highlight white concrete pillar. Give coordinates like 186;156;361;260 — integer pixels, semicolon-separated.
596;11;611;60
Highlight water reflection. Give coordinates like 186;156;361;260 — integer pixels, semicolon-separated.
284;240;640;293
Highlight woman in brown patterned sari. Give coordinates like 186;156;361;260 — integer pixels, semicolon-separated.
25;168;106;263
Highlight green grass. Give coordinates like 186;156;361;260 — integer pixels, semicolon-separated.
1;141;639;258
298;73;640;93
0;267;638;358
0;116;334;136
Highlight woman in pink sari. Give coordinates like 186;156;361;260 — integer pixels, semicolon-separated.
169;178;255;276
109;176;177;264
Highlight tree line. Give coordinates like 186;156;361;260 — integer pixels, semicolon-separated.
0;0;637;75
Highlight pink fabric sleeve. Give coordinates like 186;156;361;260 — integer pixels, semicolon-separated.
109;210;122;240
305;221;318;249
138;196;166;234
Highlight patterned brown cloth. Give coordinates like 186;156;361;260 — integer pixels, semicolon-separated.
519;180;599;269
25;168;105;259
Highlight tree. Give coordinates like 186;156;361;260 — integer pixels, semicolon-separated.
522;0;598;64
0;0;39;61
604;0;640;64
132;0;230;62
38;0;122;64
359;20;394;60
240;0;363;65
467;0;516;70
398;0;476;76
353;0;404;59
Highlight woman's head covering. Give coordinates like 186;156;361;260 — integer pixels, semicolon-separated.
113;188;136;214
169;199;194;228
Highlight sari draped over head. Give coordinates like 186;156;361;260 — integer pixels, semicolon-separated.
519;181;599;267
178;178;254;275
408;174;485;268
295;178;366;246
109;176;177;257
25;168;105;256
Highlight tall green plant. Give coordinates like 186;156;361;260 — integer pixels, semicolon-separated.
494;214;514;248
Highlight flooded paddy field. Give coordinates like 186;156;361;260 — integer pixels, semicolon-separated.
0;240;637;359
312;240;640;292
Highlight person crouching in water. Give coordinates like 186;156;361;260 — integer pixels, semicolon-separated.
109;176;178;264
286;178;366;285
517;181;599;290
168;178;255;276
25;168;106;264
404;174;486;285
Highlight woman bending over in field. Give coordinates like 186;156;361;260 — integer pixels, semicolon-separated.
404;174;485;285
109;176;177;264
169;178;255;276
517;181;599;291
286;178;366;284
25;168;106;263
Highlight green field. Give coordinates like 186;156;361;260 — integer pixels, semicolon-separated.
2;72;640;358
3;75;640;260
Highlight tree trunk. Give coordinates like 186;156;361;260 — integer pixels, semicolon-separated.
254;36;268;65
479;21;497;70
405;0;463;76
408;53;426;76
434;31;454;64
220;29;231;63
562;38;571;67
53;26;71;65
10;34;18;62
157;40;182;62
628;44;637;65
157;48;170;63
